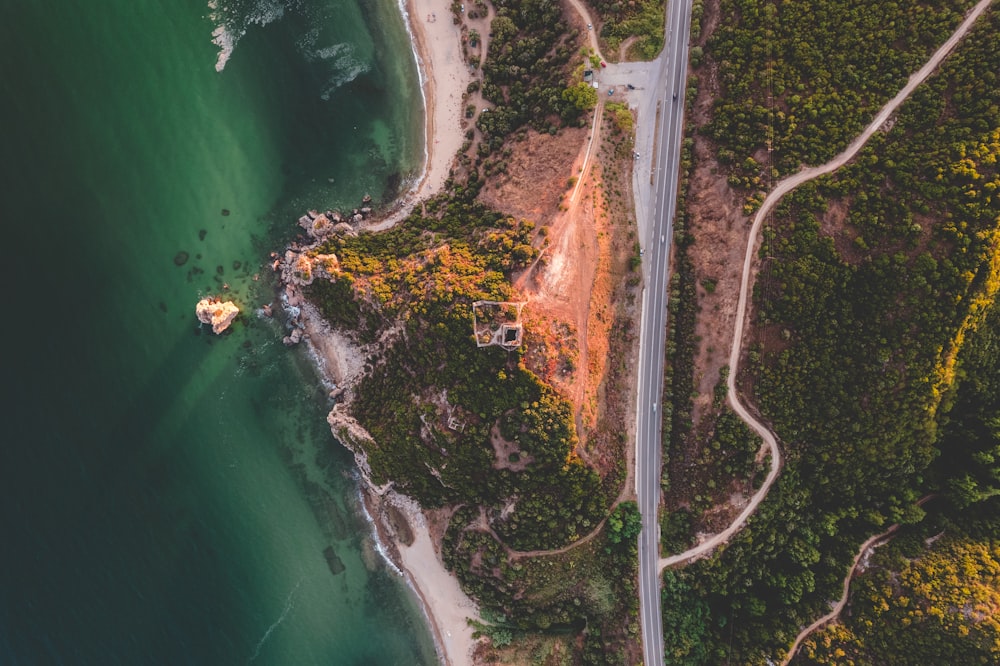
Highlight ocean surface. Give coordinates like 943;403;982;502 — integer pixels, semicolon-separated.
0;0;435;663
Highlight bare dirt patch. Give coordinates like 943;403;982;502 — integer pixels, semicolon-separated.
521;310;578;398
490;423;534;471
818;196;866;263
503;123;602;452
579;116;643;486
682;0;755;432
480;105;639;490
685;134;750;431
479;127;590;223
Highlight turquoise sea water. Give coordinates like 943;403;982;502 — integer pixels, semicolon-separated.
0;0;434;663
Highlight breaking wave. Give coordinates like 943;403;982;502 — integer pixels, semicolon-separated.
208;0;370;100
208;0;286;72
247;576;304;663
297;29;369;99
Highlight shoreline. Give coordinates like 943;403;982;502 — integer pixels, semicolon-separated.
288;284;481;666
373;0;471;230
362;490;480;666
281;0;481;661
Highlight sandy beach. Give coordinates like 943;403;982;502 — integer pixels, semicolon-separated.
377;492;481;666
372;0;472;230
298;0;482;661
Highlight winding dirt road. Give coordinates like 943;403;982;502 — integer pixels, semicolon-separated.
660;0;994;572
781;495;937;664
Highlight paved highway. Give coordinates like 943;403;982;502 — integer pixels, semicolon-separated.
635;1;694;665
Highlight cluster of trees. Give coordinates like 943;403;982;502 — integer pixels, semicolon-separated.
478;0;580;151
704;0;974;187
691;409;762;490
659;6;1000;663
444;503;639;664
588;0;665;59
797;501;1000;664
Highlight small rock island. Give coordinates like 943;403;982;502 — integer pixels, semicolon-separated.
195;297;239;334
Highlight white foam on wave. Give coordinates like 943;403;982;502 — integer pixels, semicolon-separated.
311;42;350;61
356;486;404;577
393;0;429;198
295;31;369;99
208;0;287;73
247;576;304;664
319;59;368;100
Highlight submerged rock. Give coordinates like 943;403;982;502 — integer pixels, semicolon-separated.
195;297;239;334
323;546;346;576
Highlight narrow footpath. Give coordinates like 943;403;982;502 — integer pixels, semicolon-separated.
781;495;937;664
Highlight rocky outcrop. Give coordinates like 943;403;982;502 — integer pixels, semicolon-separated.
327;405;392;495
274;196;377;346
278;247;341;287
298;211;345;241
195;297;239;334
295;199;374;242
283;327;304;346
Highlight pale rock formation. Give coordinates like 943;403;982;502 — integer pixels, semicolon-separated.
195;297;239;334
283;327;304;346
281;249;340;287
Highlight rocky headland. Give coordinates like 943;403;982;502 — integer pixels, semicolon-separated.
271;193;481;665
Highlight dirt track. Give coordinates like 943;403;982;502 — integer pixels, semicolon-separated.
660;0;995;572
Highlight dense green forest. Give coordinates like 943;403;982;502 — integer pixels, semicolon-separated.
706;0;974;191
796;499;1000;665
792;304;1000;663
661;2;1000;663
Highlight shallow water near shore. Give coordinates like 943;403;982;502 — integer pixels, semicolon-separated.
0;0;433;663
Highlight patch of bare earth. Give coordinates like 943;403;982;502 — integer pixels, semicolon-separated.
664;0;768;528
478;103;640;491
819;196;867;263
490;422;534;471
520;309;578;397
479;127;590;222
685;99;749;433
582;116;643;488
483;125;599;440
